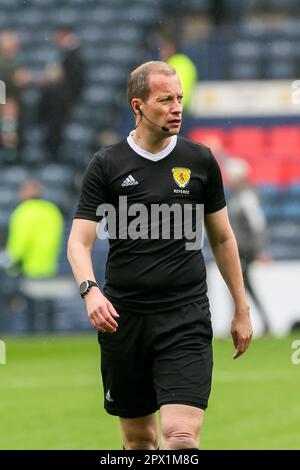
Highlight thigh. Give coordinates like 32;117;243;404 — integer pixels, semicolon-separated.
153;301;213;411
98;311;157;418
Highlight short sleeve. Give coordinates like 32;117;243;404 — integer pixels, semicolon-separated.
204;151;226;214
74;153;107;222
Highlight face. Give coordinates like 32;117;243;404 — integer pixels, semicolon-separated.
138;73;183;136
0;32;19;56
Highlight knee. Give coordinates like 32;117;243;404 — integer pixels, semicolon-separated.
123;428;158;450
162;422;200;450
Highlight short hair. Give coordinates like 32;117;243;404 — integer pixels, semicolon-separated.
127;61;177;107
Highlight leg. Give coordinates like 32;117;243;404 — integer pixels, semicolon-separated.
119;412;158;450
98;312;158;448
152;303;212;450
160;404;204;450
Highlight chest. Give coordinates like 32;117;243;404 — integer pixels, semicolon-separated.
107;157;207;206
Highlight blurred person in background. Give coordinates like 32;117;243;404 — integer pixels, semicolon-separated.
224;158;271;335
36;26;85;160
160;40;197;110
2;180;64;333
0;30;31;160
37;63;68;159
68;61;252;450
54;25;85;116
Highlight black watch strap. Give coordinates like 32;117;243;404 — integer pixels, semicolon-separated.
80;280;99;298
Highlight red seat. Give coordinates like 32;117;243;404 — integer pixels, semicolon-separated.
227;127;267;159
248;160;284;185
281;162;300;184
187;127;227;148
268;126;300;160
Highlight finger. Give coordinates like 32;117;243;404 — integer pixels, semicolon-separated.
231;330;238;348
100;318;117;332
233;338;247;359
94;308;118;330
244;336;251;351
91;311;116;332
90;317;106;333
233;349;243;359
102;312;118;330
107;302;119;318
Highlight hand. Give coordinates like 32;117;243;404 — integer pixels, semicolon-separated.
231;305;253;359
84;288;119;333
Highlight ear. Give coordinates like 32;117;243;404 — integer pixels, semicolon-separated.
131;99;142;115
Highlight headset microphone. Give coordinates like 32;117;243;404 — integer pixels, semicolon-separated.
136;106;169;132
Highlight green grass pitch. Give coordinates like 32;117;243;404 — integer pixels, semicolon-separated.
0;333;299;449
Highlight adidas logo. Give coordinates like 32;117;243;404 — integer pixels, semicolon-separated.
121;174;139;187
105;389;114;403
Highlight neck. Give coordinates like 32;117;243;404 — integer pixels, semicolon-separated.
132;126;172;154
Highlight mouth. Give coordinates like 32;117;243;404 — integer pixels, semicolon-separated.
167;119;181;125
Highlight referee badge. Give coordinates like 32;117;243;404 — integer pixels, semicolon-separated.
172;167;191;189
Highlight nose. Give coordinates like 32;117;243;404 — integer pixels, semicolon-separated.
171;101;182;115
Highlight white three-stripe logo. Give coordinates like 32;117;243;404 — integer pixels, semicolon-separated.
121;174;139;187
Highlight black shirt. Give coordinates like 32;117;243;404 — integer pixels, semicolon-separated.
74;134;226;314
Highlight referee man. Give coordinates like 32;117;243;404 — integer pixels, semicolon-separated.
68;61;253;450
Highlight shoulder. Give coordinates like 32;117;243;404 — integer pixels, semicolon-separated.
177;135;213;164
93;139;128;165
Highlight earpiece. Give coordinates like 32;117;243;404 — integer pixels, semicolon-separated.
134;105;169;132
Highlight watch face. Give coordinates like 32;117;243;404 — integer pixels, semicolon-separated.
80;281;89;296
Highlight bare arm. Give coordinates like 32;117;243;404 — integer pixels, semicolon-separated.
67;219;119;333
204;207;253;358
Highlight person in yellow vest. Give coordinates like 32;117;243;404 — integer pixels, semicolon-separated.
160;40;197;110
5;180;64;332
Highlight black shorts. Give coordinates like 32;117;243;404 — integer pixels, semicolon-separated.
97;299;213;419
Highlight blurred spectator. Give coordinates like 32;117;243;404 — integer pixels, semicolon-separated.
0;30;31;160
54;25;85;114
37;64;68;158
224;158;271;334
36;25;85;159
209;0;229;27
200;0;247;27
160;40;197;110
93;128;120;153
2;180;64;332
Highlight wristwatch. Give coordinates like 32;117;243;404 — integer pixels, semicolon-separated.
79;280;99;298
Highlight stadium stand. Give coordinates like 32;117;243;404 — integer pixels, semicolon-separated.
1;0;300;332
0;0;162;332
